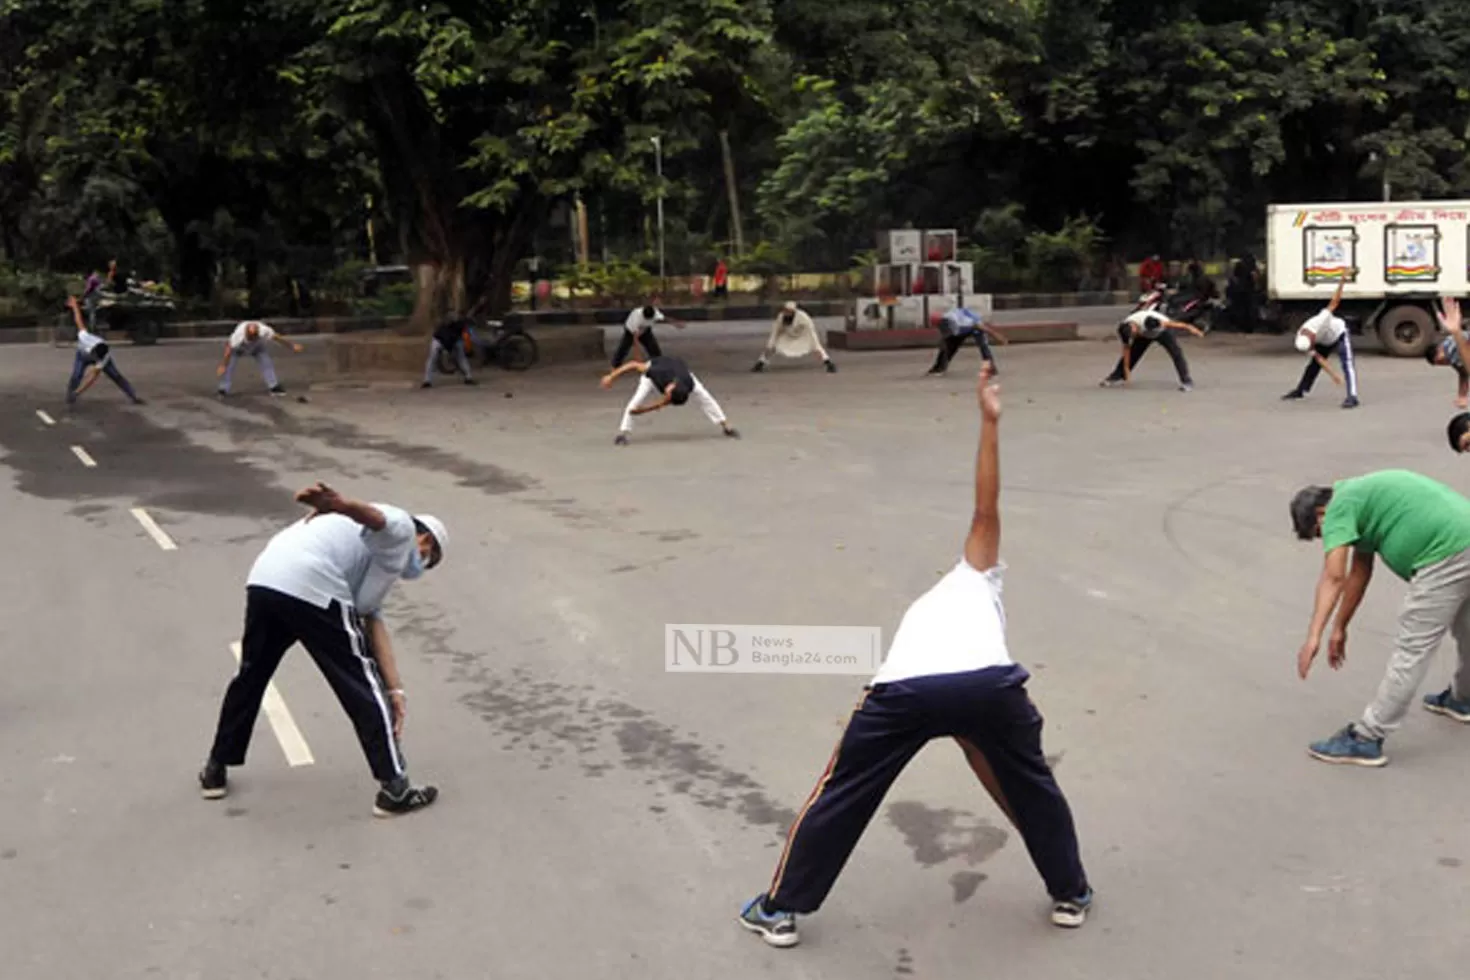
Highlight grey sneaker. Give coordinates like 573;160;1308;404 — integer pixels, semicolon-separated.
1051;886;1093;928
1099;378;1123;388
1308;725;1386;767
1424;688;1470;723
739;894;799;948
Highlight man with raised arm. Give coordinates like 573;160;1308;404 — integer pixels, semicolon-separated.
737;366;1092;949
1290;467;1470;768
199;481;448;817
62;295;144;406
1282;271;1359;408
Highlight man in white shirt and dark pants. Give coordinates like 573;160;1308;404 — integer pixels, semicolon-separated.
63;296;144;406
1282;273;1359;408
216;321;304;397
199;481;447;817
738;366;1091;949
611;300;686;368
1099;310;1203;391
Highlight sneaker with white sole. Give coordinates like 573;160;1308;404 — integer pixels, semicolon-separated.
373;783;439;818
1308;724;1386;767
738;894;799;948
1051;886;1093;928
1424;688;1470;723
199;760;228;800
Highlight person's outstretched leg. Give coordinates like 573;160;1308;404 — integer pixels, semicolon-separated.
102;361;142;403
691;376;738;438
65;353;88;403
1337;334;1359;407
422;339;442;386
453;340;474;383
204;587;299;795
1103;337;1152;383
1157;331;1193;389
610;329;636;368
256;351;282;392
1286;357;1321;399
616;376;659;443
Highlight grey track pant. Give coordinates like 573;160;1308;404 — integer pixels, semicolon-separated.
1355;546;1470;740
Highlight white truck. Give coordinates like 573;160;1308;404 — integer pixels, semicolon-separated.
1266;200;1470;356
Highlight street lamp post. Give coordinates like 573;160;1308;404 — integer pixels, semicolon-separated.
650;136;665;287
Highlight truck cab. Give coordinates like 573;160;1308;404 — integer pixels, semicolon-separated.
1266;201;1469;356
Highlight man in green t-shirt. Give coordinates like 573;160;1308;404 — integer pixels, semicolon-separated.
1290;469;1470;766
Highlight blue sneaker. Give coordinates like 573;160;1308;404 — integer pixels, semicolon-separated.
738;894;799;948
1051;885;1093;928
1423;688;1470;723
1308;725;1386;767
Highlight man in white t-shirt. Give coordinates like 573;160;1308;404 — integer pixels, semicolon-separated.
199;481;447;817
216;321;304;397
738;367;1091;950
1283;272;1358;408
1099;309;1203;391
62;296;144;405
611;299;686;367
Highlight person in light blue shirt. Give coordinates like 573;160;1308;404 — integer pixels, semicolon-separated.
927;294;1007;376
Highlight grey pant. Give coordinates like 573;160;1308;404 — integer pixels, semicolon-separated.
425;338;471;382
1355;546;1470;740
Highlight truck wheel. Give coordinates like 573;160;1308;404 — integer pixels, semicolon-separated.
1378;304;1434;358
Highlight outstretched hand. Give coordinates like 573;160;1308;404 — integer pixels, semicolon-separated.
599;373;615;390
978;365;1001;422
1439;296;1464;336
295;481;344;520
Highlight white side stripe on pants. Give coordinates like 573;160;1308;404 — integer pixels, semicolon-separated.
340;604;405;777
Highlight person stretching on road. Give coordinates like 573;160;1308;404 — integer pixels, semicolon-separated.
199;481;447;816
217;321;304;397
1426;297;1470;410
1099;310;1203;391
63;296;144;406
1290;469;1470;768
421;310;478;388
611;299;686;368
1282;272;1358;408
601;355;739;446
752;301;836;373
738;366;1092;949
928;294;1008;376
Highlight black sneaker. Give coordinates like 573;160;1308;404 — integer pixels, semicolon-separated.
420;381;432;389
1342;396;1360;409
614;434;629;446
751;361;766;373
199;760;228;800
739;894;799;948
1281;390;1304;401
824;360;837;374
216;390;229;399
373;783;439;818
1051;886;1093;928
269;385;287;397
131;397;147;406
463;377;478;386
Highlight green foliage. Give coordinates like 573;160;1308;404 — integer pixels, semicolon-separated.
560;260;655;305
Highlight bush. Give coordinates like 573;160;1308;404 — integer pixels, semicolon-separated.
1023;216;1105;292
560;259;655;305
0;266;81;313
354;282;416;318
731;241;792;298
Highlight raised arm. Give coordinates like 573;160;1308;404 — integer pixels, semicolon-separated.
1326;271;1348;313
963;366;1001;572
65;295;86;333
1165;318;1205;337
294;481;387;530
600;360;647;388
1438;298;1470;383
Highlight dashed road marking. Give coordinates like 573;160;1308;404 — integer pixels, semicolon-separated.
70;446;97;468
36;410;55;426
129;507;177;551
230;642;314;767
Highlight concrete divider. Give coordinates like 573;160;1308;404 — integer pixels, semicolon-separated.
310;326;606;382
824;322;1080;351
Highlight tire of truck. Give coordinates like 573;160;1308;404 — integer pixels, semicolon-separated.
130;318;161;346
1377;304;1434;358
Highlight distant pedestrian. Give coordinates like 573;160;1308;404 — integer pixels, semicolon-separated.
737;367;1091;949
421;311;479;389
611;299;686;368
1291;470;1470;768
62;296;143;406
200;481;446;816
712;258;730;300
601;355;739;445
752;301;836;373
217;321;304;397
1138;254;1165;294
1099;310;1203;391
1282;272;1358;408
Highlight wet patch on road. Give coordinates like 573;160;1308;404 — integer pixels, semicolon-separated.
394;602;797;834
886;801;1009;868
948;871;987;903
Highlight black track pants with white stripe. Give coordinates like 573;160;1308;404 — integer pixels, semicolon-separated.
209;586;405;782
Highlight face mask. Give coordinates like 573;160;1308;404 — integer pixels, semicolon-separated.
401;548;425;580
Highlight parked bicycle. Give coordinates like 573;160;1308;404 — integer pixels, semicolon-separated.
436;319;539;374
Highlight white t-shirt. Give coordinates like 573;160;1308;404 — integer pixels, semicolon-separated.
1125;309;1167;339
624;308;665;333
1300;308;1345;346
247;504;417;616
229;322;276;352
870;559;1013;685
76;329;109;362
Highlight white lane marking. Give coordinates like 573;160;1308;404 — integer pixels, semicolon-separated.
36;410;55;426
70;446;97;468
129;507;178;551
231;642;315;767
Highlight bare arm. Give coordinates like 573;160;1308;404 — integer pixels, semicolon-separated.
1458;370;1468;405
1437;298;1470;381
980;322;1010;345
963;368;1001;572
1298;545;1351;678
217;342;235;373
600;361;647;388
272;333;304;353
66;296;86;333
75;364;103;395
1165;319;1205;337
1334;550;1374;629
1326;272;1348;313
294;482;387;530
364;615;407;738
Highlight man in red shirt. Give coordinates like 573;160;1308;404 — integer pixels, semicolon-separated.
712;258;729;300
1138;254;1165;294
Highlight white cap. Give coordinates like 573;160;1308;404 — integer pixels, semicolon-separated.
413;514;448;566
782;301;797;312
1295;333;1312;353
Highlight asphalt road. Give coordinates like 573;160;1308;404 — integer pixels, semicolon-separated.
2;316;1468;980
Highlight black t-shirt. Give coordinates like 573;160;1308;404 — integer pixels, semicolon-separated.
645;356;693;393
434;316;472;348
